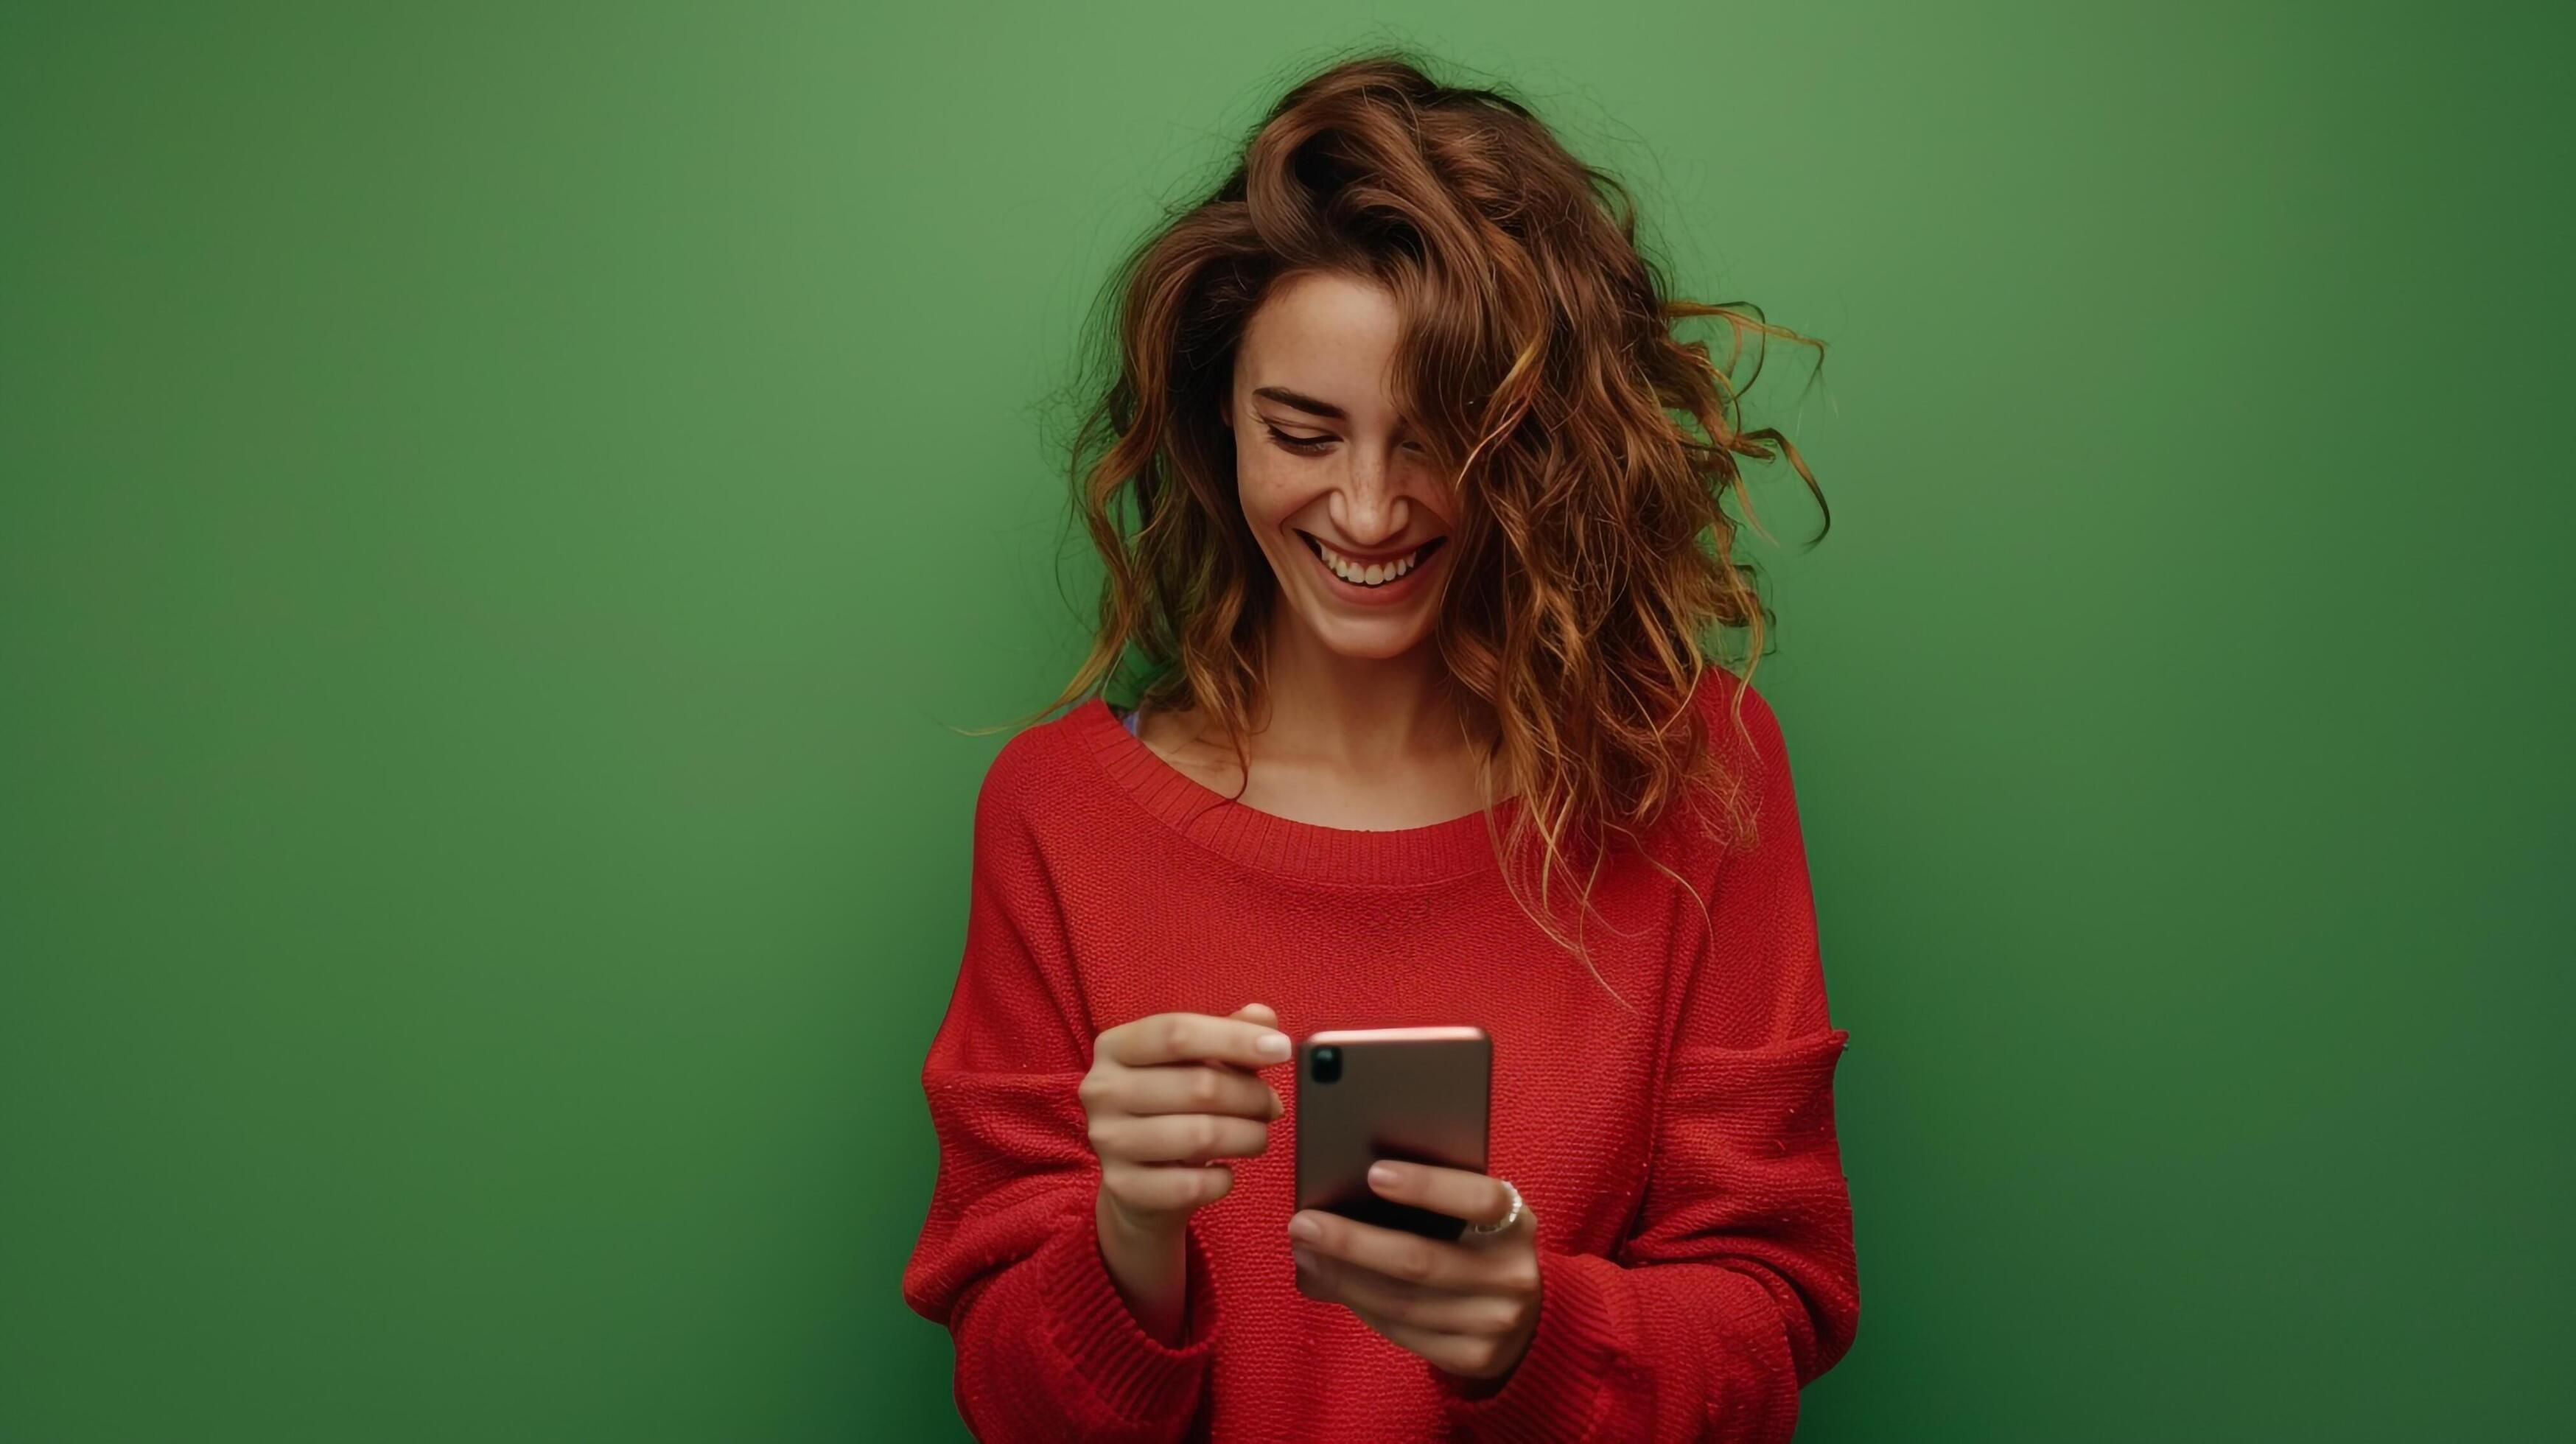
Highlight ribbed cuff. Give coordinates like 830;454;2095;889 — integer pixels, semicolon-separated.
1435;1249;1625;1442
1038;1210;1219;1426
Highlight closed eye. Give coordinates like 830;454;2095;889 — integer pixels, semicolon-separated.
1261;424;1429;458
1264;424;1333;455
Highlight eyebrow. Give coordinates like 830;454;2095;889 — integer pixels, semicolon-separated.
1251;385;1348;421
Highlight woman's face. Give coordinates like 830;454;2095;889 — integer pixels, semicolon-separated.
1225;270;1455;662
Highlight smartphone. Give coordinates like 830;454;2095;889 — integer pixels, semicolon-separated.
1293;1026;1492;1241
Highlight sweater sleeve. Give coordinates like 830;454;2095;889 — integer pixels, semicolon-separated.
1435;681;1862;1443
900;736;1220;1443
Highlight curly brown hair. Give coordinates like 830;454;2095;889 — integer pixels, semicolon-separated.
1035;49;1830;990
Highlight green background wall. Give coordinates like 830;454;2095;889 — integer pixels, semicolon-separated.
3;4;2567;1440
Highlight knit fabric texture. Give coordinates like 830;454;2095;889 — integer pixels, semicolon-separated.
902;670;1859;1442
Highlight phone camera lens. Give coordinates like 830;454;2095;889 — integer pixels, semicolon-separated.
1312;1046;1341;1084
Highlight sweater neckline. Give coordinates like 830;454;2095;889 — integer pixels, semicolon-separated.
1068;696;1513;886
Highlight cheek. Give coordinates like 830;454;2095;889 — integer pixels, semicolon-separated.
1233;453;1295;530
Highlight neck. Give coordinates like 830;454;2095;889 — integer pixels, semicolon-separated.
1251;604;1462;768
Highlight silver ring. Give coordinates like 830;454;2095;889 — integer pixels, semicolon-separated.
1466;1178;1522;1236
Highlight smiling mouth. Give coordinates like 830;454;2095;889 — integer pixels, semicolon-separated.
1299;532;1448;588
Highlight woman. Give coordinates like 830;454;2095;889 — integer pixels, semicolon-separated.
902;52;1857;1443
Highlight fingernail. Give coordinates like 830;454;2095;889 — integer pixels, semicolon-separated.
1368;1161;1401;1189
1258;1031;1291;1059
1288;1213;1321;1243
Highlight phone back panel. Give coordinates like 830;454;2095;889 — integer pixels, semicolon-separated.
1294;1027;1491;1241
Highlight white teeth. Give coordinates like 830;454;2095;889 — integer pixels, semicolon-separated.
1314;539;1427;587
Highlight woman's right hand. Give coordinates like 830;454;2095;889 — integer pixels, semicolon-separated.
1083;1002;1291;1239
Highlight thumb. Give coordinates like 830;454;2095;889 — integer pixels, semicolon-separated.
1219;1003;1284;1079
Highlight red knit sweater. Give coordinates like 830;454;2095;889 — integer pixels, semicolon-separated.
902;670;1859;1442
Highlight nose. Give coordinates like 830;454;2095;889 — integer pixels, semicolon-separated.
1331;452;1409;547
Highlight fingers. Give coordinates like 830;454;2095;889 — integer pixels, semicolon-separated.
1363;1160;1525;1234
1287;1210;1511;1293
1102;1157;1233;1218
1089;1110;1272;1164
1081;1006;1290;1235
1101;1008;1294;1071
1292;1247;1522;1377
1096;1062;1282;1120
1292;1245;1519;1335
1357;1311;1518;1380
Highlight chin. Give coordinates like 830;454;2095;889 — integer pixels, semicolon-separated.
1299;609;1437;662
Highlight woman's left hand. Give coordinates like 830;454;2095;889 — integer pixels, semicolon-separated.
1287;1160;1541;1384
